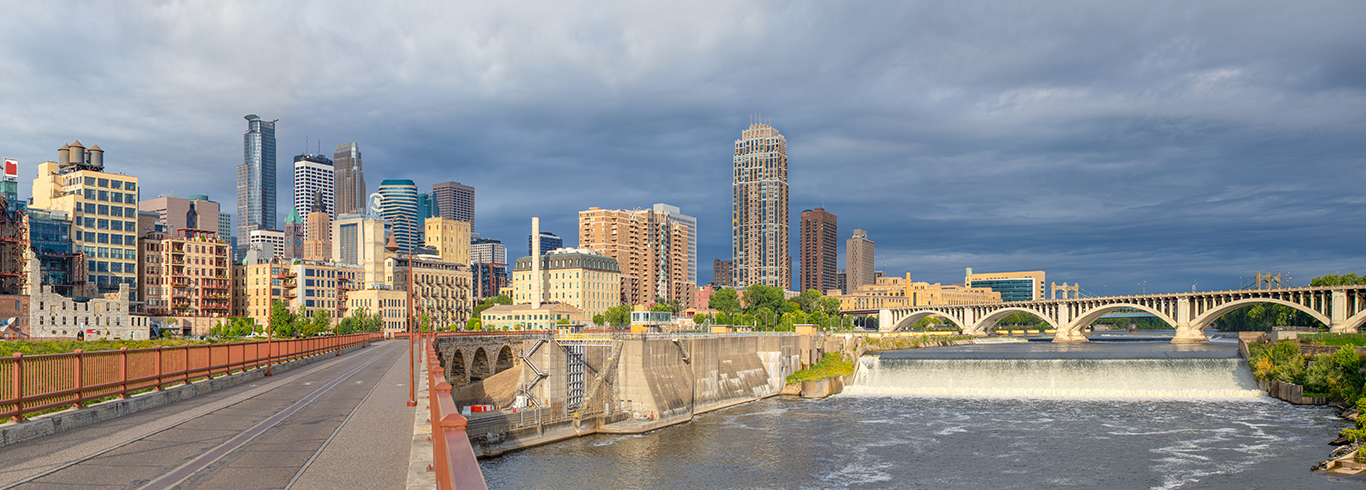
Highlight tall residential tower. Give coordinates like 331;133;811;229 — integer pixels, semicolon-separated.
237;114;277;256
731;122;789;290
800;208;837;293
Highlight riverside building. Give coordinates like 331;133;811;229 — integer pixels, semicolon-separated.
511;248;620;321
578;207;691;305
964;269;1046;302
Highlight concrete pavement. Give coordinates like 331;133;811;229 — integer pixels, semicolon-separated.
0;339;421;490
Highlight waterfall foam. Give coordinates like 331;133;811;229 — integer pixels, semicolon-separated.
846;356;1264;399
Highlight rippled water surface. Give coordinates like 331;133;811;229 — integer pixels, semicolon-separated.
480;340;1360;489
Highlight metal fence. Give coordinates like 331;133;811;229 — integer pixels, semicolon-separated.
424;336;488;490
1;333;382;422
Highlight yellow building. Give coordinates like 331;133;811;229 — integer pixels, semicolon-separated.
510;248;620;322
964;269;1046;302
836;274;1001;310
425;217;470;265
481;303;583;330
345;287;411;334
240;257;361;328
31;142;140;294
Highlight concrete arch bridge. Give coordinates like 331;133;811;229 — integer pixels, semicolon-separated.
868;286;1366;343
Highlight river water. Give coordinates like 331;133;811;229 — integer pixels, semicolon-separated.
479;336;1360;489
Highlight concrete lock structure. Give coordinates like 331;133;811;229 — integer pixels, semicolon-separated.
874;285;1366;343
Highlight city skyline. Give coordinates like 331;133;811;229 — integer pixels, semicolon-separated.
1;2;1364;295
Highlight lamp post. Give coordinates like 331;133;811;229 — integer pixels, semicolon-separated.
386;214;417;408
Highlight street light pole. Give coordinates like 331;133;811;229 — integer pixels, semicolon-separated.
387;214;417;408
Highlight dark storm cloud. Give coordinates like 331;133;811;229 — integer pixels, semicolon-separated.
0;0;1362;295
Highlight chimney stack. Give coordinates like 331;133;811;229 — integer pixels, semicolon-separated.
532;217;541;309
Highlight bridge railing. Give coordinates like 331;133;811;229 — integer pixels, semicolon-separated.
1;333;382;423
425;337;488;490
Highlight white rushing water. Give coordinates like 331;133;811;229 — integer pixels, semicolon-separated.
846;356;1265;399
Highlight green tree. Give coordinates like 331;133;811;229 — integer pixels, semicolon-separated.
592;314;604;326
709;288;741;314
650;298;680;313
794;289;823;313
556;318;572;325
269;300;297;337
466;317;482;331
1312;273;1366;286
600;304;632;328
742;285;787;314
819;297;842;317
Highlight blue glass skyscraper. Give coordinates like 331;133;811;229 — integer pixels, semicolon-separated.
378;179;420;252
236;114;277;257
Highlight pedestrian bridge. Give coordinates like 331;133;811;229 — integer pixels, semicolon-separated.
865;285;1366;343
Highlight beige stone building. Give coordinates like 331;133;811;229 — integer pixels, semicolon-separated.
240;257;361;328
510;248;620;322
384;255;473;330
345;287;411;334
26;253;150;340
578;207;690;305
425;217;470;265
836;273;1001;310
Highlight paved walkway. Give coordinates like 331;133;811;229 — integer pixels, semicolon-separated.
0;339;420;490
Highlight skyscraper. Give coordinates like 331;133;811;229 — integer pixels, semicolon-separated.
846;229;874;293
800;208;838;293
418;192;436;220
237;114;276;257
293;152;334;238
732;121;790;290
377;179;420;252
332;143;366;217
432;181;475;229
652;203;697;287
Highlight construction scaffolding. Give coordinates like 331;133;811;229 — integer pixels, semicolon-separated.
0;197;27;295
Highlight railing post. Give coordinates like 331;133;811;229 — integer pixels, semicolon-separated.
74;349;84;408
183;344;190;385
206;342;213;380
119;347;129;399
154;345;164;391
11;352;22;422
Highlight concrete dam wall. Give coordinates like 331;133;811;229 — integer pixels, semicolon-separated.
453;334;823;456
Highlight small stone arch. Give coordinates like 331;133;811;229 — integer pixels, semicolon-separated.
447;349;467;386
1189;298;1331;330
495;345;515;374
970;307;1058;335
470;348;491;383
891;310;965;332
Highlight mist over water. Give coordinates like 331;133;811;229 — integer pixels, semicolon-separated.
480;340;1360;489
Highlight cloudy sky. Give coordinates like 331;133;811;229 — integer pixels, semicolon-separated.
1;1;1363;295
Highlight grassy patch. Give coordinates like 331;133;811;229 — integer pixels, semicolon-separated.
786;352;854;386
862;334;974;352
1298;333;1366;347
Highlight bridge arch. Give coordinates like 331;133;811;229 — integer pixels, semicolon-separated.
470;348;491;383
891;310;965;332
1188;298;1331;330
969;307;1058;335
1336;311;1366;334
1067;303;1179;334
448;350;467;386
495;345;516;373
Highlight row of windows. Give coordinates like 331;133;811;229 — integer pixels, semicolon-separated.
81;189;137;203
77;232;137;245
70;176;137;191
83;203;137;217
81;218;136;230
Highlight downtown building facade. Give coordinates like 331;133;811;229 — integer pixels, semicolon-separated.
432;181;474;230
800;208;838;293
578;207;692;305
732;123;789;290
236;114;276;257
138;228;232;334
293;153;334;227
332;143;366;217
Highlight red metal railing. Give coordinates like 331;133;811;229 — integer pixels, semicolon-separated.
1;333;382;422
425;337;487;490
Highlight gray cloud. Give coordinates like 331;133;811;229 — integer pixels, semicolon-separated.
0;0;1362;295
